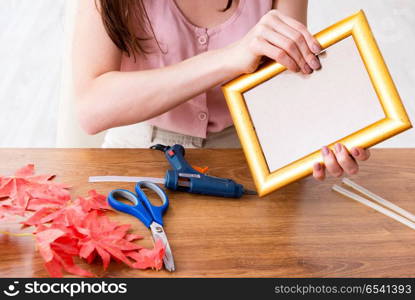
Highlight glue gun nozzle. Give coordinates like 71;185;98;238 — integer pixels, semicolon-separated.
244;189;257;195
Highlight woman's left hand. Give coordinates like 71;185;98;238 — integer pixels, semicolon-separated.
313;143;370;180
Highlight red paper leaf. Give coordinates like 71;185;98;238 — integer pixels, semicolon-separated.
126;239;165;270
0;178;14;199
22;207;58;226
14;164;36;177
1;164;167;277
77;211;142;269
35;227;66;262
75;190;110;212
44;258;64;278
0;199;26;219
125;233;144;242
46;245;93;278
35;225;93;278
0;164;70;218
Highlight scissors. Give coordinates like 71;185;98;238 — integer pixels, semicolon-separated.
107;181;175;272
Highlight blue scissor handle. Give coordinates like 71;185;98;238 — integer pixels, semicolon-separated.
135;181;169;226
107;181;169;228
107;189;154;227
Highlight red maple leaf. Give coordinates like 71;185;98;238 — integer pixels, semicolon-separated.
22;190;109;227
1;165;167;277
74;190;110;212
0;164;70;218
77;210;143;270
126;239;165;270
35;225;93;277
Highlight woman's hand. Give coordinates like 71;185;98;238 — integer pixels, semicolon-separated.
313;144;371;180
226;9;322;74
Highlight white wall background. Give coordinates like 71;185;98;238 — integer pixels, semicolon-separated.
0;0;65;147
0;0;413;147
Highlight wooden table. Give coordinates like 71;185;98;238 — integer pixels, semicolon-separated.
0;149;414;278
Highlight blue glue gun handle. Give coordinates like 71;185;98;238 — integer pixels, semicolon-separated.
165;170;244;198
164;144;195;173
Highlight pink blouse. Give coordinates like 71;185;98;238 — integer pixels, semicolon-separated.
120;0;272;138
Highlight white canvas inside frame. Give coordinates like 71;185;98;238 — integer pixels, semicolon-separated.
244;37;385;172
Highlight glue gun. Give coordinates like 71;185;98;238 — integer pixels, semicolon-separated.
150;144;257;198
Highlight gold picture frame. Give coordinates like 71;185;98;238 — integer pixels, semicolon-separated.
222;10;412;197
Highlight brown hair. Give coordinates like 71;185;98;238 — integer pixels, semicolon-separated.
97;0;234;59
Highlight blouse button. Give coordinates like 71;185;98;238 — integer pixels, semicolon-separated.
198;35;208;45
198;112;207;121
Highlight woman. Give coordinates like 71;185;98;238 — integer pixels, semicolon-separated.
73;0;370;180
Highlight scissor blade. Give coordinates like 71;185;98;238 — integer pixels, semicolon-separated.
89;176;166;185
150;222;175;272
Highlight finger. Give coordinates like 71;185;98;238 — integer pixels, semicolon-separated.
350;147;371;161
334;143;359;175
268;16;320;71
275;11;322;55
257;38;299;72
322;146;343;178
261;26;311;74
313;162;325;181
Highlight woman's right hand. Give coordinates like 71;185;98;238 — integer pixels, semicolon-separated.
226;10;322;74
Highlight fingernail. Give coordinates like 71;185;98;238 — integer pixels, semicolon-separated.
335;143;342;153
314;162;321;171
310;57;321;70
312;43;321;54
351;147;359;156
304;64;312;74
322;146;330;156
